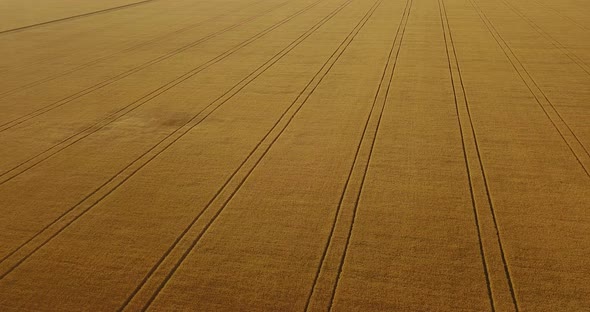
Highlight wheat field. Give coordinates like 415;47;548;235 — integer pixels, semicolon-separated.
0;0;589;311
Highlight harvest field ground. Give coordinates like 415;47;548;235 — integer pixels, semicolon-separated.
0;0;589;311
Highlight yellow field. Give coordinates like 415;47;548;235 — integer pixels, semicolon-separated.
0;0;589;310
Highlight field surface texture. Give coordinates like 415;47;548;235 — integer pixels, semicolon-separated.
0;0;589;311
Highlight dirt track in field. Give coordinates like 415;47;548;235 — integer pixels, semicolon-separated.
0;0;589;310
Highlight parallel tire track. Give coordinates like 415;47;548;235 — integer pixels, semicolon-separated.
0;0;331;279
0;0;291;132
499;0;590;76
129;0;384;309
530;0;589;32
438;0;494;310
0;0;175;76
118;0;359;309
0;0;160;35
323;2;410;311
0;0;321;186
302;0;411;310
442;0;519;310
469;0;590;177
0;0;269;99
0;0;181;77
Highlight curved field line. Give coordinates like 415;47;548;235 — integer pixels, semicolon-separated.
438;1;495;310
0;0;291;132
135;0;384;309
0;0;328;279
0;0;269;100
0;0;304;186
0;0;160;35
445;0;523;309
469;0;590;177
303;0;410;310
324;2;410;310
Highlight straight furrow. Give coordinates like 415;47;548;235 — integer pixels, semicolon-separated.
119;2;357;309
0;0;269;100
0;0;352;280
303;0;411;311
0;0;291;131
498;0;590;76
0;0;160;35
469;0;590;177
0;0;207;76
529;0;589;32
0;0;324;186
441;1;518;311
2;0;590;310
130;0;383;309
